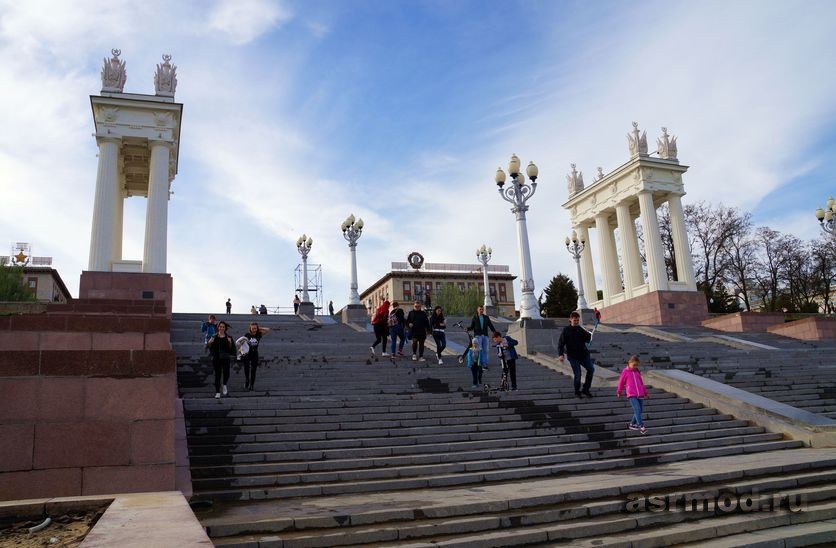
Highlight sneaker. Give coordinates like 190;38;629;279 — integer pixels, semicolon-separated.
640;426;647;435
511;387;518;391
369;346;375;356
222;385;228;396
382;352;390;357
412;355;418;361
214;392;221;399
628;423;639;431
483;365;488;371
397;351;405;357
418;357;426;362
582;390;594;398
438;358;443;365
470;384;478;389
458;357;464;364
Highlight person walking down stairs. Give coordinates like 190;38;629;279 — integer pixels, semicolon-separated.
370;300;390;357
240;322;271;391
616;354;650;435
406;301;431;362
558;311;595;398
207;321;234;399
430;306;447;365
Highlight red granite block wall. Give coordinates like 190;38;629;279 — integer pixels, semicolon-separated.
600;290;708;326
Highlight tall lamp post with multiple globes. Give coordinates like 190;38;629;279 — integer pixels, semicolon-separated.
565;231;589;311
815;197;836;239
495;154;543;320
476;244;493;311
296;234;313;315
341;214;364;306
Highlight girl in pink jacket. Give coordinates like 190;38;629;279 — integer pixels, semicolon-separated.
616;355;650;434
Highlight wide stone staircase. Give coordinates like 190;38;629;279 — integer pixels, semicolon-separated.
173;313;836;546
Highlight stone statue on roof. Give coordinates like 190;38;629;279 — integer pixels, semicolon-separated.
566;163;585;196
101;49;126;93
627;121;648;157
657;127;678;160
154;54;177;97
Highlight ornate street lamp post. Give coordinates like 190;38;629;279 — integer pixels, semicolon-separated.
476;244;493;308
815;197;836;239
296;234;313;304
341;214;364;306
496;154;542;320
565;231;589;310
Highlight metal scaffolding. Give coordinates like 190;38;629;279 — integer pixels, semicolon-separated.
294;263;323;314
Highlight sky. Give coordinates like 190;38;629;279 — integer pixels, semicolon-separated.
1;0;835;313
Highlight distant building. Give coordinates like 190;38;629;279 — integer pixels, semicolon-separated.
360;261;517;318
20;267;72;303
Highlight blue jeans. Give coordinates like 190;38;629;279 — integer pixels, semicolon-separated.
390;325;405;354
567;355;595;393
474;335;490;366
432;331;446;358
629;397;645;427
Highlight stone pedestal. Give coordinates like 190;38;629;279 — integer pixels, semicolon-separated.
506;318;561;355
342;304;369;324
485;305;498;318
297;301;316;317
79;271;173;315
600;290;707;326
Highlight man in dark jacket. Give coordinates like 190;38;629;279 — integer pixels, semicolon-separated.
406;301;431;362
558;311;595;398
469;305;497;368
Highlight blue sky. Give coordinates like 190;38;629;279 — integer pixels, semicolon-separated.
1;0;835;313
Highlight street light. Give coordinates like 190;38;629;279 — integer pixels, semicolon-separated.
341;214;364;305
565;230;588;310
496;154;542;320
296;234;313;303
476;244;493;308
815;197;836;239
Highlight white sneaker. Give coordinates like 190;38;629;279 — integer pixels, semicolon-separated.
438;358;443;365
418;357;426;362
222;385;228;396
369;346;375;356
214;393;221;399
382;352;389;357
411;355;417;361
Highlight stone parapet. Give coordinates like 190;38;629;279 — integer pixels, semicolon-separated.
768;316;836;341
79;271;172;316
647;369;836;448
702;311;785;332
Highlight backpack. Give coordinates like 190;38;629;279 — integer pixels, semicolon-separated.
387;310;398;327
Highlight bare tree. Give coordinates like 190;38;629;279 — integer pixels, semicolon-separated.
810;237;836;313
780;237;818;312
752;227;786;311
685;202;749;298
720;212;755;310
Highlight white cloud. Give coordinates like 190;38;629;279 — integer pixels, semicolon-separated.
205;0;292;45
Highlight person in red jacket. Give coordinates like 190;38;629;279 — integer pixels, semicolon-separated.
370;300;390;357
616;355;650;434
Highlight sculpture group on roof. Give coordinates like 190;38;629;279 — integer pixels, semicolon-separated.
100;48;177;98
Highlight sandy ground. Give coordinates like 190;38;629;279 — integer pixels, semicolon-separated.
0;508;105;547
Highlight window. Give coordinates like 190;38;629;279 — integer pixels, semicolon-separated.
403;281;411;301
467;282;475;290
498;283;507;301
489;284;497;299
457;282;465;291
27;277;37;294
478;283;484;293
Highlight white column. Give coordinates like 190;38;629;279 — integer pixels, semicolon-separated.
668;193;697;290
616;200;642;298
575;225;597;303
604;218;621;297
348;242;360;305
638;190;668;292
595;213;618;305
112;191;124;262
143;141;171;273
88;136;120;271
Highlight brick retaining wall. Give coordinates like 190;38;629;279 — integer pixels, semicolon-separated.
0;303;176;501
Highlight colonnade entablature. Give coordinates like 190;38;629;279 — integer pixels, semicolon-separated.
561;122;697;310
88;49;183;274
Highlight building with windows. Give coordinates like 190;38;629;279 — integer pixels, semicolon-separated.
13;266;72;303
359;261;517;318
